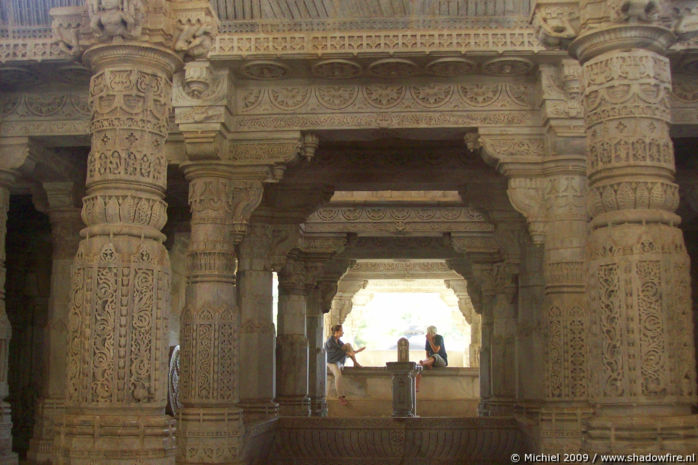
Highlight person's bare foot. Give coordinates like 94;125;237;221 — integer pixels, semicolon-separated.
339;396;349;406
354;362;362;368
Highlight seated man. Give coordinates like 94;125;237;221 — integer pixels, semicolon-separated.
324;324;365;406
416;325;448;392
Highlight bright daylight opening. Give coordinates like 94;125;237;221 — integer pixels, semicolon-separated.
339;280;471;367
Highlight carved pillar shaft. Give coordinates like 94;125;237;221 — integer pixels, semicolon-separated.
489;265;517;416
516;239;544;414
0;172;16;465
237;223;278;419
28;183;82;464
540;169;592;451
178;164;261;464
306;286;327;417
469;314;481;368
55;45;180;465
276;255;310;417
571;24;698;452
478;305;493;416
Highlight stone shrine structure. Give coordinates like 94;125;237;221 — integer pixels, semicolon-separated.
0;0;698;463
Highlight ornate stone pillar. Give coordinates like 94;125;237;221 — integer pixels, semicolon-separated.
54;14;181;462
237;222;278;419
177;163;262;464
306;279;335;417
27;182;82;464
470;263;497;416
306;286;325;417
0;170;17;465
539;162;592;451
276;252;311;416
487;262;518;416
445;279;480;368
515;236;544;417
569;6;698;452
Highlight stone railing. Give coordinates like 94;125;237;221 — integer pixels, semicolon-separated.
327;366;479;417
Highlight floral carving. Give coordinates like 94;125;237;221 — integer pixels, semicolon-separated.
316;86;359;110
270;87;311;110
458;83;501;107
240;88;264;111
363;84;406;109
410;84;454;108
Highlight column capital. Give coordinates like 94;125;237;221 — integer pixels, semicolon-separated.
183;164;265;244
0;137;31;176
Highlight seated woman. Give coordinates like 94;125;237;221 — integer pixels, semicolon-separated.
324;324;365;406
416;325;448;392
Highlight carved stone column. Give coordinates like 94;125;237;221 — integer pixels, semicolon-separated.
445;279;480;368
306;279;336;417
570;12;698;452
470;263;496;416
516;236;544;417
0;170;17;465
237;222;278;419
27;183;82;464
54;35;181;465
177;163;263;464
539;162;592;451
487;263;518;416
276;253;311;416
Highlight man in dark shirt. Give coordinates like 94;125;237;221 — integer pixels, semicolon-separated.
324;324;365;406
416;325;448;392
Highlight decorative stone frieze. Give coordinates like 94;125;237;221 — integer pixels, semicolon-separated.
27;182;83;465
569;14;698;453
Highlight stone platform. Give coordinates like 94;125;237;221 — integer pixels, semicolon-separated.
257;416;523;465
327;366;480;417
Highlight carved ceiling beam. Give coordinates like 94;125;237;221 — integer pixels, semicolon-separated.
253;183;334;225
303;205;494;236
343;260;463;281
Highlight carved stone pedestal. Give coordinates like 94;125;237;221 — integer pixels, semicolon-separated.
386;362;422;418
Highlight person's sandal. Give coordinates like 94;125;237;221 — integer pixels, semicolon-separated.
339;396;349;406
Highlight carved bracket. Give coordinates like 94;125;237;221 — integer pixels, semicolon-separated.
507;177;547;245
172;0;218;61
478;133;546;168
531;0;580;48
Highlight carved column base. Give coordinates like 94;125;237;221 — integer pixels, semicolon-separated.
0;403;15;465
276;396;311;417
482;398;515;416
27;397;64;463
538;406;593;453
310;398;327;417
583;414;698;454
237;399;279;421
54;413;175;465
176;407;244;464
